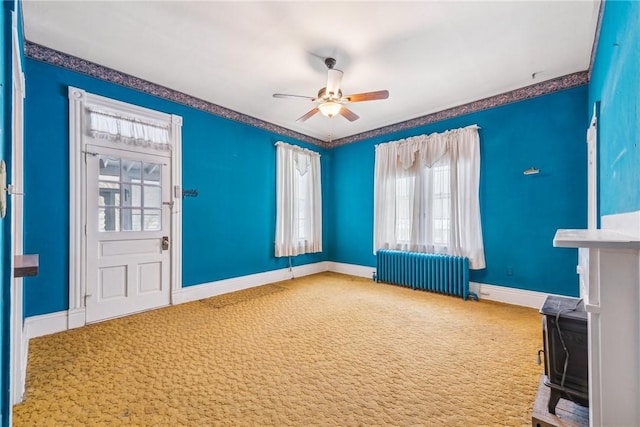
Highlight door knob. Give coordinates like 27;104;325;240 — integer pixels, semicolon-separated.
162;236;169;251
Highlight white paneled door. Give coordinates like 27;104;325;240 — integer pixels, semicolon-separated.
85;145;171;323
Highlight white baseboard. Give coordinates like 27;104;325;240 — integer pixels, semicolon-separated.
24;311;68;340
68;308;86;329
25;259;564;342
470;281;554;309
328;262;558;309
327;262;376;279
25;262;330;339
602;210;640;238
172;261;330;305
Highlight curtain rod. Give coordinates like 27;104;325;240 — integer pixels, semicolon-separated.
275;141;321;157
375;124;480;148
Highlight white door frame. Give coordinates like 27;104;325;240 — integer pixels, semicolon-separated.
68;87;182;329
10;9;26;409
587;103;598;230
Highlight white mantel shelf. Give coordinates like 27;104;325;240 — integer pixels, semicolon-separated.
553;229;640;249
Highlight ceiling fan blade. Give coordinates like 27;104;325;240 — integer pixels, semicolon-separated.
338;106;359;122
296;107;320;122
273;93;315;101
326;69;343;98
343;90;389;103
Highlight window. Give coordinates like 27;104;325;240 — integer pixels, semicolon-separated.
295;169;309;240
373;125;485;269
394;165;451;248
431;164;450;246
275;142;322;257
98;155;162;232
395;175;413;244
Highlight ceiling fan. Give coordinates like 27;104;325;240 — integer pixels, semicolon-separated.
273;57;389;123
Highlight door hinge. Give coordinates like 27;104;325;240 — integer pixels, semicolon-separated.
84;223;87;235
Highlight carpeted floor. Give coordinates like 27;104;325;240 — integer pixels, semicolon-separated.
14;272;543;426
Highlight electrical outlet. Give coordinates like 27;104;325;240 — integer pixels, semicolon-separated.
506;267;514;276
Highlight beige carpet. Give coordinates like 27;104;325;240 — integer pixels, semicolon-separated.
14;272;543;426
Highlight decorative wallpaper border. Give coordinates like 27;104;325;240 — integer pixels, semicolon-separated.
26;41;588;149
24;41;325;147
329;71;589;147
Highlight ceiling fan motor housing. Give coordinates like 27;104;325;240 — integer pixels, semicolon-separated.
317;87;342;101
325;57;337;69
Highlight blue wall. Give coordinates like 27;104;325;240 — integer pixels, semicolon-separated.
23;59;329;317
23;23;610;316
589;0;640;216
330;87;588;296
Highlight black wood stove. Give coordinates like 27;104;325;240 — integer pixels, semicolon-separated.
539;295;589;414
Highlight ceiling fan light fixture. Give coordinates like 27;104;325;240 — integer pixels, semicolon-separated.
318;101;342;118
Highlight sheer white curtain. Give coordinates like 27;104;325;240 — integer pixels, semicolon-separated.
275;141;322;257
88;108;171;151
373;125;485;269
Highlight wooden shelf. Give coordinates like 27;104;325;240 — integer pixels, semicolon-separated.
14;254;39;278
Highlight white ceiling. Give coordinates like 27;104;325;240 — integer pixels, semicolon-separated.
22;1;600;142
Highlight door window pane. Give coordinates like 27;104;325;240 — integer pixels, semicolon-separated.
143;162;161;185
122;208;142;231
99;182;120;206
99;156;120;181
143;186;161;208
122;184;142;207
122;159;142;183
98;155;162;232
144;209;161;231
99;207;120;232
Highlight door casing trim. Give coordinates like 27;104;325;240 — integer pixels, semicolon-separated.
68;87;182;329
11;8;27;409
